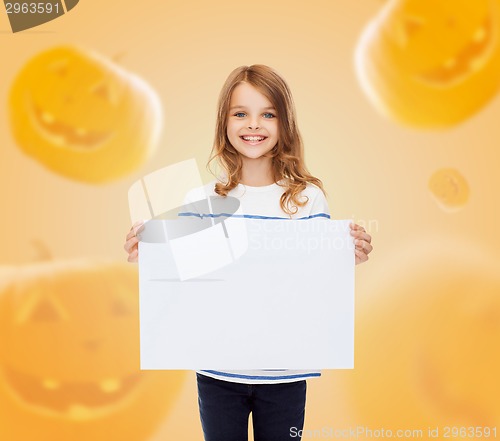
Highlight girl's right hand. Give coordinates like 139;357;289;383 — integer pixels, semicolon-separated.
124;220;145;263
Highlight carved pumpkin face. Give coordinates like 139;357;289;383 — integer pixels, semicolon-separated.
8;46;162;183
428;168;469;212
0;260;185;440
355;0;500;127
326;242;500;428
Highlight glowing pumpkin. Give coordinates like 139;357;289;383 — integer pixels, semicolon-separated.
8;45;163;183
428;168;470;212
355;0;500;127
0;259;185;441
321;240;500;435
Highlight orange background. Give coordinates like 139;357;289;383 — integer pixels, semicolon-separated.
1;1;499;440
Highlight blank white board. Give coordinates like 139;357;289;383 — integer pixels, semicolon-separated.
138;217;355;370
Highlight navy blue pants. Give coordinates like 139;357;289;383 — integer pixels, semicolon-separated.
196;373;307;441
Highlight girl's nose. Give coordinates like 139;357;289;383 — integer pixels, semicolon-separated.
247;114;260;130
248;123;260;130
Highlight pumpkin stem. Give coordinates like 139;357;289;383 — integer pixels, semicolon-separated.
31;239;52;261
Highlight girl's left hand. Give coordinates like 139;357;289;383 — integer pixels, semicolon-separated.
350;222;373;265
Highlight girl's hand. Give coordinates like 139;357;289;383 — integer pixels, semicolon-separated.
350;222;373;265
124;220;145;263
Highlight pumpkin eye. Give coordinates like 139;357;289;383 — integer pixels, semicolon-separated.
111;299;131;317
16;289;69;324
393;15;425;47
48;59;69;77
90;80;119;105
29;298;65;322
404;16;425;38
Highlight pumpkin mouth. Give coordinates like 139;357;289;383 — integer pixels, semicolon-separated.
1;364;142;420
27;94;113;150
415;16;494;87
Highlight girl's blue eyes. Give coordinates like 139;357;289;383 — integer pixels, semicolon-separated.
233;112;276;119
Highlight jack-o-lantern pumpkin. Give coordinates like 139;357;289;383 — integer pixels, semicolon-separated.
0;259;186;441
355;0;500;127
320;240;500;435
8;45;163;183
428;168;470;212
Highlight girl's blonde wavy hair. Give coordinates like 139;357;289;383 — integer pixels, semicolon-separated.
206;64;326;217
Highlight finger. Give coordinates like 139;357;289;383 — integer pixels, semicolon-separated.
355;248;368;262
356;240;373;254
357;231;371;243
133;223;145;235
126;224;145;241
355;249;367;263
131;220;145;229
363;232;372;244
350;223;366;232
350;230;371;243
127;249;138;263
128;220;145;233
125;235;139;248
354;238;371;249
354;238;364;249
124;236;139;253
351;230;371;243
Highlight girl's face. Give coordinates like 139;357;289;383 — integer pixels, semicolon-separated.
226;82;279;162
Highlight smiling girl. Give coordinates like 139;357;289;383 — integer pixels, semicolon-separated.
124;64;373;441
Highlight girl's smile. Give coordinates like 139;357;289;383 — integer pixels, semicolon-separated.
239;135;268;145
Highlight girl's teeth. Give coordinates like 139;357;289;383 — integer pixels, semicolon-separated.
243;137;265;141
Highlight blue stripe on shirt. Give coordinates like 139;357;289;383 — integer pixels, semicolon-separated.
177;212;331;220
199;370;321;381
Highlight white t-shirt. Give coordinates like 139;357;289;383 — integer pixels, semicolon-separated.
183;178;331;384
